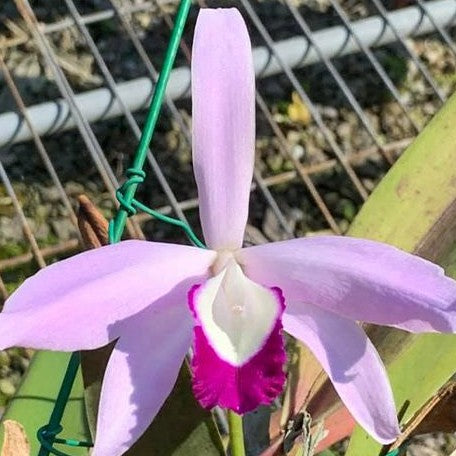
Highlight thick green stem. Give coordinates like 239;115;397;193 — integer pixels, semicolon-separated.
228;410;246;456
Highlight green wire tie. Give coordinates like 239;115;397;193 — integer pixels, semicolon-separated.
108;167;205;248
34;1;411;454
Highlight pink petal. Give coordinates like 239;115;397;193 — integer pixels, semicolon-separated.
189;277;286;413
192;8;255;250
238;236;456;333
92;300;192;456
0;240;215;350
282;302;400;444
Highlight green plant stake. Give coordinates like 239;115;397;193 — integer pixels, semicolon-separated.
108;0;192;245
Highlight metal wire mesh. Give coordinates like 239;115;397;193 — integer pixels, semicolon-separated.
0;0;455;305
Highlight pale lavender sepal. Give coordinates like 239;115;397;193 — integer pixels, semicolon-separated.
0;240;216;351
189;285;286;413
239;236;456;333
282;302;400;444
92;300;193;456
192;8;255;250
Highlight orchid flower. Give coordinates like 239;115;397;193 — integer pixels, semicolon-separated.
1;7;456;456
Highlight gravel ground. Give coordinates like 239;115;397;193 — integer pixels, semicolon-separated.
0;0;456;454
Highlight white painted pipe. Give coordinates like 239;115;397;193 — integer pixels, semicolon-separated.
0;0;454;147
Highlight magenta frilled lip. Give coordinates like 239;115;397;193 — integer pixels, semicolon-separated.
188;275;286;413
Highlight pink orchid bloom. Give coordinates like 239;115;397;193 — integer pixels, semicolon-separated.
1;7;456;456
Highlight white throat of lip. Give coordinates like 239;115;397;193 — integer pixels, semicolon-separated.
196;251;281;366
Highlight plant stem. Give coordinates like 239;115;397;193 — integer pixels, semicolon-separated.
228;410;246;456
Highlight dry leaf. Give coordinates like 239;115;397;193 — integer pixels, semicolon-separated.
313;406;355;453
267;341;343;455
287;92;311;126
1;420;30;456
77;194;109;248
390;380;456;451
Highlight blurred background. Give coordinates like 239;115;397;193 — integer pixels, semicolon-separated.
0;0;456;453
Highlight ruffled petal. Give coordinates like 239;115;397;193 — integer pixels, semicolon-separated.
239;236;456;333
92;300;192;456
189;261;286;413
283;302;400;444
192;8;255;250
0;240;216;350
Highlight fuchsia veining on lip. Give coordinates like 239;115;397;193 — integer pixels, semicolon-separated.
0;7;455;456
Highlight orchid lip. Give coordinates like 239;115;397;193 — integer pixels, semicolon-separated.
189;262;287;413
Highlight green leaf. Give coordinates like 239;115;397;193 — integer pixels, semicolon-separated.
346;333;456;455
348;93;456;253
0;351;89;455
269;85;456;456
345;89;456;455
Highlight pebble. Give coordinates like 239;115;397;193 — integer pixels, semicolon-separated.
0;379;16;398
336;122;352;140
35;204;52;220
338;219;350;233
319;106;339;120
0;352;10;368
51;219;77;241
291;144;305;160
27;218;51;241
324;192;340;207
0;366;11;379
0;216;24;243
64;182;85;196
244;224;269;246
361;178;376;192
337;198;357;222
266;154;284;173
13;54;41;79
287;131;301;145
262;208;288;242
40;186;61;203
